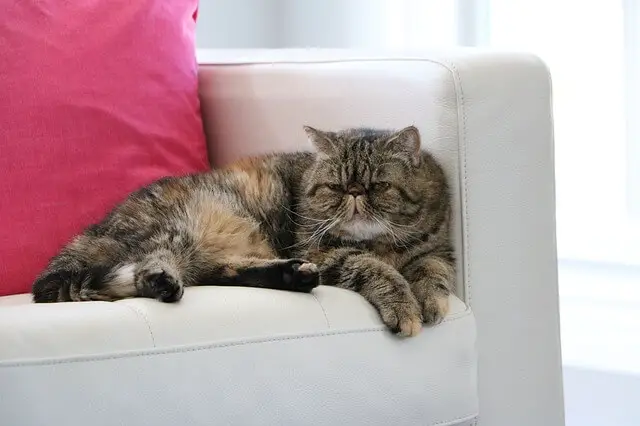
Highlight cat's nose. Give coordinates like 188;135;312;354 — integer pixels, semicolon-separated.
347;183;365;196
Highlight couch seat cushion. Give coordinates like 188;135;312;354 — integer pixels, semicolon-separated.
0;286;477;425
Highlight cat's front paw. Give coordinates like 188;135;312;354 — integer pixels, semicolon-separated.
379;296;423;337
281;259;319;292
139;269;184;303
421;292;450;325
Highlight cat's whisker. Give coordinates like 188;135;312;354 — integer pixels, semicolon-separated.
314;216;342;249
394;230;424;248
294;203;347;251
371;215;399;246
287;217;323;229
285;212;341;250
284;232;319;249
281;206;336;249
310;214;339;241
381;216;422;229
282;205;328;224
367;212;422;249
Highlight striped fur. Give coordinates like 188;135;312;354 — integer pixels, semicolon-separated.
32;126;454;337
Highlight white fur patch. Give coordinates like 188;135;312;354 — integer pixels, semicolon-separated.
108;263;136;287
340;219;386;241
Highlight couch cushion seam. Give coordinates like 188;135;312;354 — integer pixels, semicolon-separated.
311;293;331;329
422;58;471;307
119;304;156;347
0;307;473;368
447;61;472;308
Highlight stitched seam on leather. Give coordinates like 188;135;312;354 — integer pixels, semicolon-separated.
198;56;500;67
120;304;156;347
0;307;473;368
438;60;472;308
456;63;472;307
430;413;478;426
311;293;331;329
200;57;467;66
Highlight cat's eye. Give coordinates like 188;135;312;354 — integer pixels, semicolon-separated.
326;184;343;192
373;182;391;191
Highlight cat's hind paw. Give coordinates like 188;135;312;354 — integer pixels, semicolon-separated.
139;269;184;303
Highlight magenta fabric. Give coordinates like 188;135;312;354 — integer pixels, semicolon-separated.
0;1;209;296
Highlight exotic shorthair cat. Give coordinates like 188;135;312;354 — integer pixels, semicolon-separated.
33;126;455;337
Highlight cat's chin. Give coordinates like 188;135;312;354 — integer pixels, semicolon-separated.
338;218;386;241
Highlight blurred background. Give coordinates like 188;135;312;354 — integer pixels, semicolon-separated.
195;1;640;425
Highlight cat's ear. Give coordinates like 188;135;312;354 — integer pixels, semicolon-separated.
385;126;421;167
303;126;337;158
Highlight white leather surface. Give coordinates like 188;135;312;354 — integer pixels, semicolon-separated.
0;288;477;426
446;52;565;426
0;48;564;426
196;49;564;426
0;287;467;360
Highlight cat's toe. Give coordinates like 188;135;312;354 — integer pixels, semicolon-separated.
294;262;318;283
422;293;450;326
293;262;319;291
144;270;184;303
282;259;319;292
379;299;423;338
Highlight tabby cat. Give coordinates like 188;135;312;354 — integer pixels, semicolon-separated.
33;126;454;337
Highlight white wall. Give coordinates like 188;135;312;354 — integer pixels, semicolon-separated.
195;0;454;49
196;0;283;48
277;0;391;48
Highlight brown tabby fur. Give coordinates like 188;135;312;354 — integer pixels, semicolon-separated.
32;126;454;337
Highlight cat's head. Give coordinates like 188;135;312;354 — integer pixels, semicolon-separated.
300;126;447;243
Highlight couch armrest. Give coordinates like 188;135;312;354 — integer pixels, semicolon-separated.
197;48;564;426
441;51;564;426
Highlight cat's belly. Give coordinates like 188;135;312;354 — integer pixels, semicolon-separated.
184;190;276;260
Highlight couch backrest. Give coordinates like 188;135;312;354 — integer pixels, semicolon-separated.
196;50;465;296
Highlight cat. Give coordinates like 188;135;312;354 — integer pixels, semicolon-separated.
32;126;454;337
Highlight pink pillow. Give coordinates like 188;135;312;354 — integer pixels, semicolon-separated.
0;1;209;296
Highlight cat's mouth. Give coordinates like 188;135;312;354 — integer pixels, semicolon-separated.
338;217;386;241
338;197;385;239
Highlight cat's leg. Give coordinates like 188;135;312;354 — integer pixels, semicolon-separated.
33;234;186;303
33;235;133;302
133;248;185;302
35;249;188;304
33;256;84;303
196;257;319;293
400;246;455;325
318;248;423;337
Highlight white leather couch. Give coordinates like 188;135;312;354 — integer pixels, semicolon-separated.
0;50;565;426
